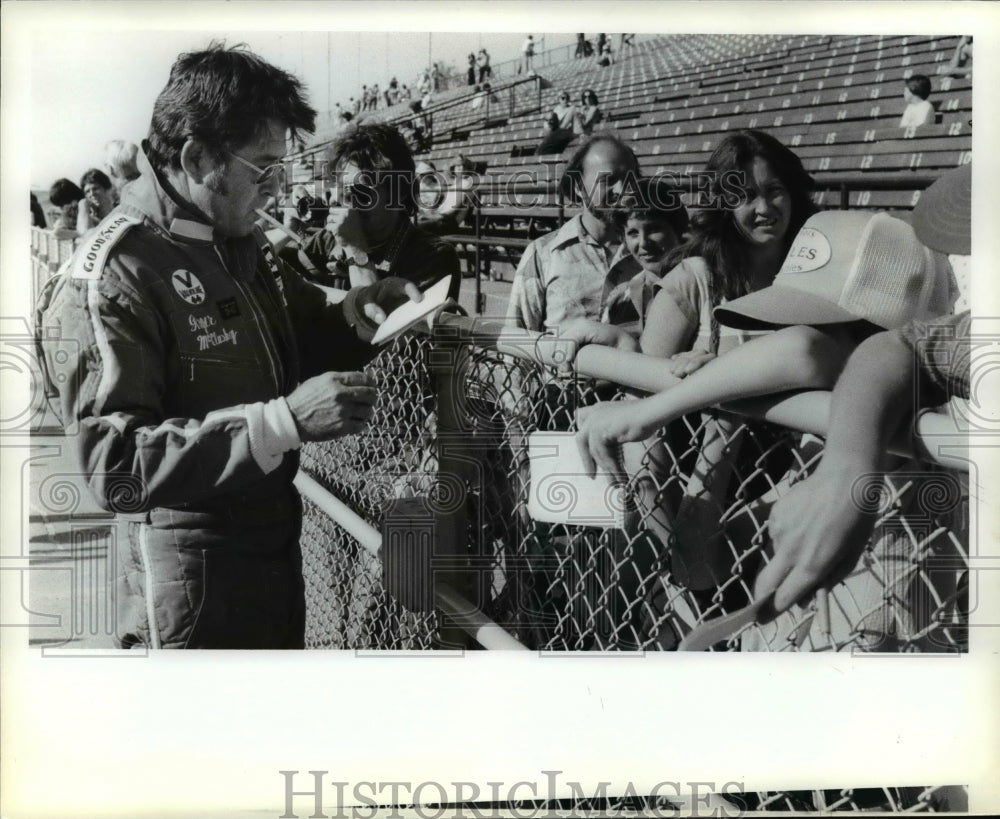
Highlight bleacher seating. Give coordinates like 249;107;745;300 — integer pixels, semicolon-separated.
291;34;972;287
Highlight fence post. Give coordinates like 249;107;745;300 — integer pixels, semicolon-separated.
474;200;483;311
429;324;482;649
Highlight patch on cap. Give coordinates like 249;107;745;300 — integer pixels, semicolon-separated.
780;226;832;274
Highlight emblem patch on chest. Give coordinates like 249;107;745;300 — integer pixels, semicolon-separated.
171;269;207;305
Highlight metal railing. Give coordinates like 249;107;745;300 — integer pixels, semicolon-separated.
444;171;945;312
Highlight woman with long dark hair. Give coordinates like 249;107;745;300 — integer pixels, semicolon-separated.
572;130;818;637
641;128;816;367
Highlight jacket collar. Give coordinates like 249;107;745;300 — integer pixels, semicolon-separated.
124;142;226;246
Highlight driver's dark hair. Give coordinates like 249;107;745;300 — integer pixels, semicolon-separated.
146;41;316;171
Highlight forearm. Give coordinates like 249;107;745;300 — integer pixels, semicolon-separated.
631;326;851;434
818;330;915;473
75;400;299;511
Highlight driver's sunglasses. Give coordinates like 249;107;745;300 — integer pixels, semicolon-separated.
226;151;285;185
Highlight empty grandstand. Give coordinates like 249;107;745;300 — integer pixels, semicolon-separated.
270;34;971;311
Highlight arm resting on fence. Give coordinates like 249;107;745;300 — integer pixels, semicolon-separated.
432;314;967;471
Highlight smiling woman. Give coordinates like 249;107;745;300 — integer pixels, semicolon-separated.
640;129;816;361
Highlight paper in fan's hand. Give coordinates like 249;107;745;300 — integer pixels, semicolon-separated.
370;276;451;345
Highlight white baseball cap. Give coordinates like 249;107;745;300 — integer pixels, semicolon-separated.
715;210;954;331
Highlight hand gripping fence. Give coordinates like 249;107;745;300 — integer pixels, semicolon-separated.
296;312;970;655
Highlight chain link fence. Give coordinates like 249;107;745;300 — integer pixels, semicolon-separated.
24;232;969;656
297;314;969;655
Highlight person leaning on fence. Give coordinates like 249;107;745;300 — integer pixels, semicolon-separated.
30;192;47;229
755;163;972;640
35;43;424;650
414;158;476;238
561;130;816;620
508;133;642;333
557;175;689;345
296;121;460;301
574;209;956;645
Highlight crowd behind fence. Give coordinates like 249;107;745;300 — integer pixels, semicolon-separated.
28;230;971;656
296;313;969;654
27;199;973;819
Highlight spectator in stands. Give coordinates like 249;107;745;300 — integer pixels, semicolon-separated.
286;216;310;243
467;53;477;86
405;100;433;152
597;37;614;68
575;33;587;59
48;177;85;239
612;178;690;328
575;210;955;599
559;176;689;341
417;69;431;98
755;162;970;619
899;74;934;128
30;193;47;228
471;83;497;112
575;89;603;136
536;91;578;155
299;122;460;300
619;34;635;51
507;133;641;332
522;35;536;75
76;168;116;234
937;35;972;78
636;130;815;371
103;139;141;194
401;85;412;103
431;63;442;92
477;49;492;84
371;83;380;110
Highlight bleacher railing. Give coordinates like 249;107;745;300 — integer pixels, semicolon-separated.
286;75;546;178
447;172;943;311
